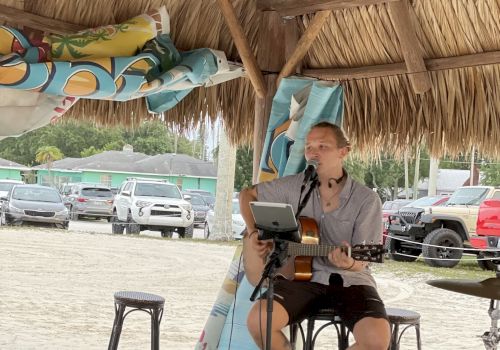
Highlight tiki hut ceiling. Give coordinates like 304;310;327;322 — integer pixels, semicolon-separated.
1;0;500;158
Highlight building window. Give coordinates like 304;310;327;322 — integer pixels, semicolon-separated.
100;175;112;187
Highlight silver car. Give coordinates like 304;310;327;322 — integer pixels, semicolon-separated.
66;183;114;221
204;199;245;240
0;184;69;229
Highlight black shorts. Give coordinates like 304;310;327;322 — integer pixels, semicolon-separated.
261;275;388;331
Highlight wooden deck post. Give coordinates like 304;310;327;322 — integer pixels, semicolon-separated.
252;14;297;183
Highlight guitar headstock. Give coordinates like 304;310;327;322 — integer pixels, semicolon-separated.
351;244;385;263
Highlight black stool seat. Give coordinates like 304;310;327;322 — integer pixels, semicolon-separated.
386;307;421;350
108;291;165;350
292;306;421;350
114;291;165;308
386;307;420;323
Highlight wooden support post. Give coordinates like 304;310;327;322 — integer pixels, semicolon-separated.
388;0;431;94
252;13;292;183
217;0;267;99
257;0;397;17
302;51;500;80
0;4;85;34
277;10;331;87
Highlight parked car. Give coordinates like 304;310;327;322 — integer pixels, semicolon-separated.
204;199;245;240
470;199;500;271
0;184;69;229
385;186;500;268
184;189;216;209
183;192;210;227
65;183;114;221
381;199;413;242
0;179;24;201
112;178;194;238
401;195;449;209
382;195;449;244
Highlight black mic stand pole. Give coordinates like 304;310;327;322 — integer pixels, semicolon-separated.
296;174;319;219
249;175;318;350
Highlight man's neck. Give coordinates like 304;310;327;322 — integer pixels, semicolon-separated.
318;168;344;185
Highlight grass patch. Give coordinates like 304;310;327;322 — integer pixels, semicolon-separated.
375;256;496;280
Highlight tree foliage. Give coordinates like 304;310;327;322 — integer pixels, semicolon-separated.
481;164;500;185
0;120;203;165
35;145;64;185
234;146;253;191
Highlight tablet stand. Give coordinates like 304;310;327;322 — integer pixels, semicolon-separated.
249;174;318;350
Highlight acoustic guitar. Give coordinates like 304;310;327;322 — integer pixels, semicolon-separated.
243;217;385;285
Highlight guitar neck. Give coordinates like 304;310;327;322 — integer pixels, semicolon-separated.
285;241;384;263
287;242;350;257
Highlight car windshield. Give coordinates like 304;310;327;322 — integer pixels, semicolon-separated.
203;196;215;205
405;196;442;207
190;195;206;205
12;187;62;203
134;183;181;198
0;183;18;191
447;187;490;205
82;188;113;197
232;201;240;214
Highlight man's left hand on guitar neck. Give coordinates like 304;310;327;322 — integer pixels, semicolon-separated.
328;242;367;272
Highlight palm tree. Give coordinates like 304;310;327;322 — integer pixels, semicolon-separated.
35;146;64;186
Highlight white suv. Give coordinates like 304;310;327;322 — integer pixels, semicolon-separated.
111;178;194;238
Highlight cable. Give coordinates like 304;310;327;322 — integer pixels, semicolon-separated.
383;232;500;252
389;252;500;262
227;251;243;350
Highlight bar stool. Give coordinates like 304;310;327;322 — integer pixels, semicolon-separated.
386;307;422;350
294;307;421;350
108;291;165;350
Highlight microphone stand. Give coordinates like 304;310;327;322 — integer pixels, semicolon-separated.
249;175;318;350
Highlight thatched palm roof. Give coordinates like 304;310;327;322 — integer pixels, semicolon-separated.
1;0;500;158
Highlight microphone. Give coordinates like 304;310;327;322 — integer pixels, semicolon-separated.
302;159;318;187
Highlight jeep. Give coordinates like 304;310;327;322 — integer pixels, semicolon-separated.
386;186;500;268
111;178;194;238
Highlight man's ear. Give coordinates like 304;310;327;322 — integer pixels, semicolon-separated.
339;146;350;158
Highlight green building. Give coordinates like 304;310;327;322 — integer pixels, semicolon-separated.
0;157;30;181
32;149;217;193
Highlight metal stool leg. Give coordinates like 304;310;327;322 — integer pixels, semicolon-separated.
339;322;349;350
151;306;164;350
108;303;126;350
390;323;400;350
415;323;422;350
305;318;316;350
290;323;298;350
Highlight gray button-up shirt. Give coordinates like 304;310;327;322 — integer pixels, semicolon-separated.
256;172;382;288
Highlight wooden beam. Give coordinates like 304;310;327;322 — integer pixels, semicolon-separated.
252;12;287;182
0;4;85;34
302;51;500;80
388;0;431;94
217;0;267;99
277;10;331;87
257;0;397;17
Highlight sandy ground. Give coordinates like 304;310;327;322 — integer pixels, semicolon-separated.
0;222;495;350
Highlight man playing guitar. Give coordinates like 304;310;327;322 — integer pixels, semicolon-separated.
239;122;390;350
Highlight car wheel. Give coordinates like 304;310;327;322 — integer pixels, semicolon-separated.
184;224;194;238
110;212;125;234
204;222;210;239
161;229;173;238
125;212;140;234
384;235;420;262
56;221;69;230
70;207;79;221
422;228;463;268
477;253;498;271
1;211;11;226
